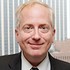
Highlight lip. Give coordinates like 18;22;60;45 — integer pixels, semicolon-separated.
28;42;44;45
28;42;44;49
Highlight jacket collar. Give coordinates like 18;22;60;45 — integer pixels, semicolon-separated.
8;52;55;70
8;53;21;70
48;53;55;70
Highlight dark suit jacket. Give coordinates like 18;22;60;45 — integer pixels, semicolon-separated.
0;52;70;70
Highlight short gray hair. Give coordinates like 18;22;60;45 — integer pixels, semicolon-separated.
15;0;55;28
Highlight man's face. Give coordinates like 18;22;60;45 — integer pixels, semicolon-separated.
16;4;55;58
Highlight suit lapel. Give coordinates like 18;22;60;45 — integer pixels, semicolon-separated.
8;52;58;70
48;53;55;70
8;53;21;70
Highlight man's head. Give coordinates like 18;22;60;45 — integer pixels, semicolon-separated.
16;0;55;28
15;0;55;66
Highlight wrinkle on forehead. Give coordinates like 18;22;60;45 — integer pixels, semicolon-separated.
16;1;54;28
20;4;52;22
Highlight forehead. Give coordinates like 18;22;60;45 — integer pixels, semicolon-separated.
20;4;51;17
20;4;52;22
18;4;53;28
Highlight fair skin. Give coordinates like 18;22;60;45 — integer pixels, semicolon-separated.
15;4;55;66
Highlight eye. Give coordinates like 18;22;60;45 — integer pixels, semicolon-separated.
39;25;49;33
22;25;34;33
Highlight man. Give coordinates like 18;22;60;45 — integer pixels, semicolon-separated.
0;0;70;70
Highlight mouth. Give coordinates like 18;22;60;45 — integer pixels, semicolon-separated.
28;42;44;45
28;42;44;49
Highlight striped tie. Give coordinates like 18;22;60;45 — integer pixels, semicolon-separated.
30;67;39;70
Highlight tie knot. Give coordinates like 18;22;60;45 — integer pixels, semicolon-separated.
30;67;39;70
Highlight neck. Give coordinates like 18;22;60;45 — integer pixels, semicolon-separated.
23;53;47;66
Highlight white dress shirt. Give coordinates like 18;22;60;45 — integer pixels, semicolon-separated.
21;52;51;70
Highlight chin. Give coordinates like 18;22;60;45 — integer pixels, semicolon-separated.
31;51;43;57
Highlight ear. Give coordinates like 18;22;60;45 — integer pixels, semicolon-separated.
52;29;56;43
15;28;20;43
53;29;55;35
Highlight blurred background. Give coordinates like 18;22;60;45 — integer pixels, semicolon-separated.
0;0;70;62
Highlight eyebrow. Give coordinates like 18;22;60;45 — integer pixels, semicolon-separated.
39;23;51;27
22;24;34;28
21;22;51;27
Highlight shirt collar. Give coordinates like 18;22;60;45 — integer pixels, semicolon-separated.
21;52;50;70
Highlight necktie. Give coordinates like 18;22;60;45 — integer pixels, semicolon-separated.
30;67;39;70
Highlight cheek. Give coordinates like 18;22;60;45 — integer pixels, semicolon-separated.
19;31;33;41
41;32;54;42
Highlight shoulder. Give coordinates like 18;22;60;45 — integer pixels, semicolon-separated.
49;53;70;70
0;53;20;64
0;53;21;69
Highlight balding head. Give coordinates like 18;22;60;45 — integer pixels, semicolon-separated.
16;0;55;29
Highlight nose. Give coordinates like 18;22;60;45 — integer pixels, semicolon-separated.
32;28;40;41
